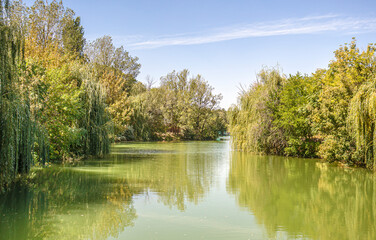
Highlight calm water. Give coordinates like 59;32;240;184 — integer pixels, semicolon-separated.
1;141;375;240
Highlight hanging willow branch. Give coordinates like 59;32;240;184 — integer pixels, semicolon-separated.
348;81;376;169
0;0;49;191
74;63;111;157
228;67;286;154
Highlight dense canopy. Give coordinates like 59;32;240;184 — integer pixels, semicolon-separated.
229;39;376;169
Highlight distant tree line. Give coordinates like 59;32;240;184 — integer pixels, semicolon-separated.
229;39;376;169
0;0;226;191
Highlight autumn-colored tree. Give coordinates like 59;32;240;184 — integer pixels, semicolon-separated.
22;0;84;66
85;36;141;135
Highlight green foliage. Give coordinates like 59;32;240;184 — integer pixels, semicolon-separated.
275;73;318;157
229;39;376;169
126;69;226;141
312;39;376;165
228;67;286;154
348;80;376;168
78;64;111;157
40;63;84;161
0;0;48;191
62;16;85;58
37;62;111;161
1;0;113;190
128;87;166;141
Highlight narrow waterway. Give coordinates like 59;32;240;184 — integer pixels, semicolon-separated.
1;141;375;239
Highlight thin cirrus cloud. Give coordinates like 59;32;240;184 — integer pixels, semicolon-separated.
127;15;376;49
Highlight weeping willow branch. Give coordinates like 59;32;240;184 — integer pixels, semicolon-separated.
0;1;48;190
0;0;49;191
348;81;376;169
228;67;286;154
75;63;111;157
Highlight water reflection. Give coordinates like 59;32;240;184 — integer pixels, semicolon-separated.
103;142;221;210
0;142;224;239
0;166;136;240
228;151;376;240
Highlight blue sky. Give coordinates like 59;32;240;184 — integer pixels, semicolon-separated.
25;0;376;108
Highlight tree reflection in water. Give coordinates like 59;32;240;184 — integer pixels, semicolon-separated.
0;166;136;240
106;142;219;210
228;151;376;240
0;142;222;240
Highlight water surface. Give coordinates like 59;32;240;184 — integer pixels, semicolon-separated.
0;141;375;239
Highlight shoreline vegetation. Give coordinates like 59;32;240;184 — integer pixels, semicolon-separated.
228;39;376;170
0;0;226;192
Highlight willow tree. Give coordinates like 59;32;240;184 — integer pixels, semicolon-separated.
228;67;286;154
349;81;376;169
41;62;111;160
347;44;376;169
0;0;48;190
78;64;111;157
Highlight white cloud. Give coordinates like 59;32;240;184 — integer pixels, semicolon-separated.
126;15;376;49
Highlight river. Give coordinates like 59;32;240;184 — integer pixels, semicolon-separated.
0;141;375;239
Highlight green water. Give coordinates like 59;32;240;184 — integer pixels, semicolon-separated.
1;141;375;240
